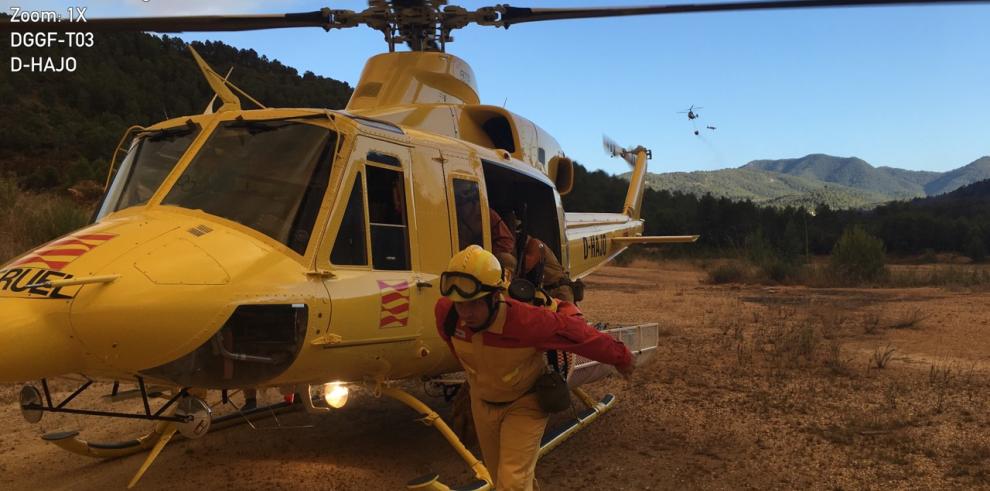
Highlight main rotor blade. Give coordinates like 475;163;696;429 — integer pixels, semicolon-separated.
497;0;989;27
0;11;332;33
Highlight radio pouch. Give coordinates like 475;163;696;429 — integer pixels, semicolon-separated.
533;370;570;413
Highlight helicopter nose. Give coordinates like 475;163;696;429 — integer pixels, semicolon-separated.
0;297;84;383
66;236;235;372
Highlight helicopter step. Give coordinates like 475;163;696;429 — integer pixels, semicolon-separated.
540;389;616;457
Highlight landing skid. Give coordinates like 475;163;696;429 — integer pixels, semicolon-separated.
385;385;616;491
39;395;301;488
35;384;614;489
41;399;300;459
540;389;615;457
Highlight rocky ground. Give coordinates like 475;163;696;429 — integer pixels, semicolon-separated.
1;260;989;490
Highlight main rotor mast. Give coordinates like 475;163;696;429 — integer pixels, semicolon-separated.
316;0;502;52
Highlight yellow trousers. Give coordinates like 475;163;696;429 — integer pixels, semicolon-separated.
471;393;549;491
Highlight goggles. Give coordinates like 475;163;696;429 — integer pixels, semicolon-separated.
439;272;499;299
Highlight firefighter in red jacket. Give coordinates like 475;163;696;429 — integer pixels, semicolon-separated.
436;245;635;490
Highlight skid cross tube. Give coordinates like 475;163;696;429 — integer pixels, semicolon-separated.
137;377;151;415
33;378;192;423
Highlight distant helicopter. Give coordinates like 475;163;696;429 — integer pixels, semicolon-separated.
678;105;702;120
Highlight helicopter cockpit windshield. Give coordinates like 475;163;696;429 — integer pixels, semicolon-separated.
161;120;339;254
95;124;200;219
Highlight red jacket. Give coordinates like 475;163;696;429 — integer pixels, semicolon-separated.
489;209;516;257
435;296;632;402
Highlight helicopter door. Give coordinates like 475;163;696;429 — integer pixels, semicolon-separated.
318;136;436;379
408;147;453;274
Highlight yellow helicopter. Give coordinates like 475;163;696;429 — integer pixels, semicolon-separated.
0;0;980;489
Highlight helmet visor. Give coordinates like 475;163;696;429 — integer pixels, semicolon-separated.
440;272;498;299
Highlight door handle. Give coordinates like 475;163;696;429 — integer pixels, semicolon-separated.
415;279;434;289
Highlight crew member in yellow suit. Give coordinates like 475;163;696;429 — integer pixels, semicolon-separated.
436;245;635;490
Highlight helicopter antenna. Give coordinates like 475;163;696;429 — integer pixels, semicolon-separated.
204;66;236;114
189;46;241;112
188;46;266;111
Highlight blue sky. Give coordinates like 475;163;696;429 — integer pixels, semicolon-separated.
17;1;990;174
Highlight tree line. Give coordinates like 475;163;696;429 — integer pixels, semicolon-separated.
562;163;989;261
0;29;353;190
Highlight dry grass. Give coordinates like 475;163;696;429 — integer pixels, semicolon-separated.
886;264;990;289
698;255;990;290
0;177;93;264
705;261;749;284
870;344;896;370
862;311;883;335
947;442;990;482
887;307;930;330
607;260;990;489
929;362;954;414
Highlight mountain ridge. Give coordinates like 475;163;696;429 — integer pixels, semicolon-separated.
631;154;989;209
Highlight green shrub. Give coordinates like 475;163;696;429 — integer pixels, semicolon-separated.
708;262;747;284
743;229;802;283
829;225;886;283
759;256;802;283
22;196;91;249
0;175;18;210
965;234;986;263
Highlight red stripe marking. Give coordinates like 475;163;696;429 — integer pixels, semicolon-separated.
34;248;87;257
47;238;99;250
382;303;410;315
381;291;409;303
379;316;409;327
76;234;116;241
10;255;69;270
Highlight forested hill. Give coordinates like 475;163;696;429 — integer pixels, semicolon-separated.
634;154;989;210
923;157;990;196
565;162;990;259
0;27;353;189
743;154;925;198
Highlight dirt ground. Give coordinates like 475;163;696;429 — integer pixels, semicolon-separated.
2;260;989;490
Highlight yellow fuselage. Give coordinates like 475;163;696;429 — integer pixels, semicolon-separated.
0;52;645;389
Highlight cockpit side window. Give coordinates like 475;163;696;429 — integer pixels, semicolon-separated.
96;126;200;220
287;135;343;255
330;173;368;266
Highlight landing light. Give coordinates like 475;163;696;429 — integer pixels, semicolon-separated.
323;382;349;409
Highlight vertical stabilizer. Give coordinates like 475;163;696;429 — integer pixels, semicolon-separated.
622;147;649;219
603;136;651;220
